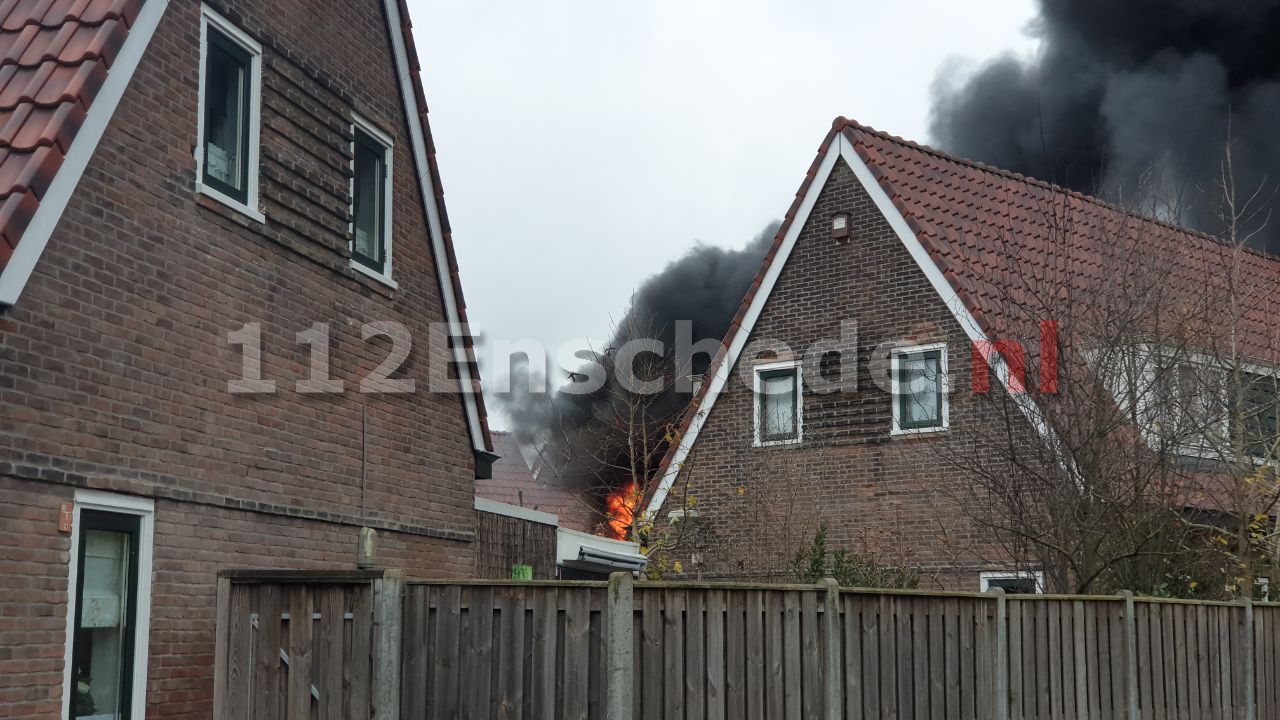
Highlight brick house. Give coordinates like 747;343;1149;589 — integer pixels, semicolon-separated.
643;117;1280;591
0;1;494;717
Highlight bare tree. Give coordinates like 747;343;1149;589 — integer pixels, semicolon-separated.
935;149;1280;597
512;312;706;575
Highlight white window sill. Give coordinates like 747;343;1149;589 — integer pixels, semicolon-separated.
350;259;397;289
891;425;949;438
754;437;802;448
196;182;265;224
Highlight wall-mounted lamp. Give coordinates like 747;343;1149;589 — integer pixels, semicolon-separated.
831;212;850;242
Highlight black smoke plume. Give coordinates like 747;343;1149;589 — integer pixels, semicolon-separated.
498;221;780;485
930;0;1280;253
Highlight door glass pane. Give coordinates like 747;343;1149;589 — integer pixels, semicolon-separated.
902;353;940;425
72;529;132;719
761;371;796;439
204;36;247;192
353;136;385;269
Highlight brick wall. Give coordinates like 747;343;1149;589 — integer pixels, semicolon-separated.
665;158;1033;590
0;1;480;717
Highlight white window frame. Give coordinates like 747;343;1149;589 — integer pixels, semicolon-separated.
1106;343;1280;463
61;490;155;720
753;359;803;447
980;570;1044;594
890;342;950;436
349;115;396;288
195;5;265;223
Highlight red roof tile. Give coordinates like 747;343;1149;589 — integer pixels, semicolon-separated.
0;0;138;258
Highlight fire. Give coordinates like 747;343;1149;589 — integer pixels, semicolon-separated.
604;481;641;540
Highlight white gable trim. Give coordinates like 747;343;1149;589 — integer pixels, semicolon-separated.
643;130;1059;520
641;139;840;520
0;0;171;306
381;0;487;453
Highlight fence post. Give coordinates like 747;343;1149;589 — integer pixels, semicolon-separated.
606;572;635;720
372;569;404;720
1120;591;1139;720
822;578;842;720
1238;596;1255;720
989;587;1008;720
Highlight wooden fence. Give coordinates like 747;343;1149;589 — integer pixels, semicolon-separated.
216;572;1280;720
212;569;403;720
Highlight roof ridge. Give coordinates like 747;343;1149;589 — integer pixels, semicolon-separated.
835;116;1280;267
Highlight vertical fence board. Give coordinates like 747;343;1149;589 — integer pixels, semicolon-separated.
704;590;726;720
1010;601;1024;720
860;596;881;720
977;598;994;720
943;597;960;720
842;595;864;720
911;599;930;720
897;597;916;720
927;600;944;720
286;586;313;720
318;587;345;720
1038;600;1053;720
562;588;590;720
225;583;250;720
640;589;663;720
686;589;706;720
1061;600;1077;720
589;592;603;720
466;587;495;720
254;585;283;720
801;590;823;720
961;598;977;720
1049;601;1066;720
727;590;749;720
434;585;461;720
767;591;786;720
350;583;373;720
400;586;423;719
532;587;558;720
496;586;525;720
662;590;686;720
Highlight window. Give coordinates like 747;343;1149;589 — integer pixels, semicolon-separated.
349;118;394;283
980;571;1044;594
891;344;948;434
197;6;262;219
1234;371;1279;457
754;361;801;445
1150;359;1227;452
63;491;154;720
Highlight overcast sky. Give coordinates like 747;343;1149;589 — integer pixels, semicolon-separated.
406;1;1040;429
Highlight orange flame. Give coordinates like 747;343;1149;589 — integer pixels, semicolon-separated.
604;481;641;540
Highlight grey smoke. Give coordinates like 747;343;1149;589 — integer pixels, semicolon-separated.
499;221;781;464
930;0;1280;253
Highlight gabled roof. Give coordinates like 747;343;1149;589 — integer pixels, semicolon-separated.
475;432;596;532
0;0;141;271
0;0;491;452
644;116;1280;519
845;120;1280;360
